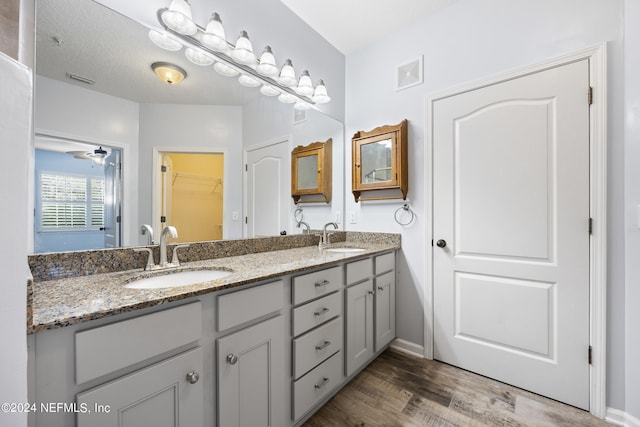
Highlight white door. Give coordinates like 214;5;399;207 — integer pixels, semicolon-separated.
432;60;590;409
246;140;290;237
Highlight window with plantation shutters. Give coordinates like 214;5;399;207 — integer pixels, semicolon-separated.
39;173;105;231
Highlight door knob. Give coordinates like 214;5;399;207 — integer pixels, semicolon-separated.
436;239;447;248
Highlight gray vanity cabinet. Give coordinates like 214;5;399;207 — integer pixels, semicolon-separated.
216;281;286;427
76;348;203;427
345;253;396;377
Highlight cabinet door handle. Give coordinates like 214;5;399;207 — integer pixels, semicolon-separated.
315;340;331;351
226;354;238;365
314;377;330;390
186;371;200;384
314;307;330;317
315;280;330;287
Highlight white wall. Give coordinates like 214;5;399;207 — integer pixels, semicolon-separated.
0;52;31;427
624;0;640;421
34;76;140;247
345;0;627;412
138;103;243;240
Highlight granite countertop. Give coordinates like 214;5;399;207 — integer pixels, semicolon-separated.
30;240;399;333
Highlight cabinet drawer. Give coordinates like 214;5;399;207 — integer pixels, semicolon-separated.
375;252;395;274
75;302;202;384
218;280;283;331
293;266;342;305
293;351;342;421
292;291;342;337
346;257;372;285
293;317;342;379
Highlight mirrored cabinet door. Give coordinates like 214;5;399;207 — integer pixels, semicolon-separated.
352;120;408;202
291;139;332;204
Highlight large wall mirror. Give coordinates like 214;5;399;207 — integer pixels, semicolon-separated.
33;0;344;253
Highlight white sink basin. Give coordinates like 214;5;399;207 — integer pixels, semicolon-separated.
124;269;232;290
324;247;366;254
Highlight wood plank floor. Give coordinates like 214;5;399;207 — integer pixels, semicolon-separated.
303;349;612;427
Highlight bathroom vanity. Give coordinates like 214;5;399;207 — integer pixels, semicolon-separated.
27;233;399;426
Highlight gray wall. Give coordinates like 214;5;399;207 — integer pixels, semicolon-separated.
344;0;630;415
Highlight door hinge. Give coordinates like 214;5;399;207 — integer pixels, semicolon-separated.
116;215;121;223
161;165;167;173
160;216;166;223
588;345;593;364
245;164;248;172
245;217;248;224
589;218;593;235
588;86;593;105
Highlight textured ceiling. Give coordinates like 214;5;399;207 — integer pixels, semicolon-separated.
36;0;260;105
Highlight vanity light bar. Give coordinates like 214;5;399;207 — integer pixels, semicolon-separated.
155;8;320;107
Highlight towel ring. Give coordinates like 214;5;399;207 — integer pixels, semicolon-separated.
294;207;304;224
394;204;415;226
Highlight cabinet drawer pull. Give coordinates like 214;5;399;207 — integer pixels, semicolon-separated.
314;377;330;390
185;371;200;384
368;290;375;296
226;354;238;365
377;286;385;291
315;340;331;351
314;307;330;317
314;280;330;287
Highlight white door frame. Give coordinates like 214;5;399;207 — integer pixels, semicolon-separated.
424;44;607;417
152;146;229;240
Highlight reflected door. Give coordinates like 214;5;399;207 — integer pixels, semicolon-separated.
246;140;290;237
432;59;590;409
103;148;122;248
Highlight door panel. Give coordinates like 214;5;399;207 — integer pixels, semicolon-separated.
103;148;121;248
433;59;590;409
246;141;289;237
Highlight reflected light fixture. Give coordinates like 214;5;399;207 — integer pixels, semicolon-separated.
214;62;239;77
161;0;197;35
260;84;280;97
151;62;187;84
90;146;108;166
148;29;182;51
185;47;215;66
238;74;261;87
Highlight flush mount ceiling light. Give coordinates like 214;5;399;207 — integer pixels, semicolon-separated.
151;62;187;84
150;1;331;108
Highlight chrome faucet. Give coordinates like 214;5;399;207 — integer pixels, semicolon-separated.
159;225;178;267
320;222;338;249
297;221;310;234
140;224;154;244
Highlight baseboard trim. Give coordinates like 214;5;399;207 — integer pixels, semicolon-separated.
606;407;640;427
390;338;425;359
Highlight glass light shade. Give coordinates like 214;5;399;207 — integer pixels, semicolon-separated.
295;70;314;97
278;59;297;87
231;31;257;65
152;62;187;85
161;0;197;35
278;92;296;104
214;62;239;77
148;30;182;51
238;74;260;87
256;46;278;77
185;47;215;66
202;13;227;52
294;101;312;110
312;80;331;103
260;84;280;96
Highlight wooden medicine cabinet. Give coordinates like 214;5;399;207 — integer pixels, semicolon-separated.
291;138;332;204
352;119;408;202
